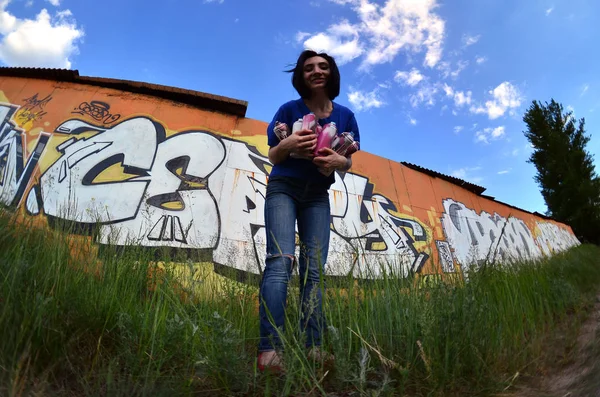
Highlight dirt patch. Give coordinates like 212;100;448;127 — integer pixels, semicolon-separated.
506;294;600;397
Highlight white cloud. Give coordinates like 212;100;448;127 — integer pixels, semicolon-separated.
497;169;511;175
512;148;519;156
546;7;554;15
203;0;224;3
442;83;471;107
453;90;472;107
301;19;363;65
475;56;487;64
0;1;18;35
442;83;454;97
449;60;468;78
45;0;59;6
436;61;450;77
462;34;480;47
453;125;463;134
295;31;311;42
581;84;589;96
470;82;522;119
409;117;417;125
451;166;483;183
303;0;446;69
475;126;505;144
565;105;576;121
348;88;385;111
409;83;438;108
394;68;425;86
437;59;468;79
0;3;84;68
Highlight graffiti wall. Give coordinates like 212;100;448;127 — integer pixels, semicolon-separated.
0;73;581;279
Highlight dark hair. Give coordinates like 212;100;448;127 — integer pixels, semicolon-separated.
286;50;340;100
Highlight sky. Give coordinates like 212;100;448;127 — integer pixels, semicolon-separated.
1;0;599;215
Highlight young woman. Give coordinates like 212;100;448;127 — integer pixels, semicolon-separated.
258;50;361;371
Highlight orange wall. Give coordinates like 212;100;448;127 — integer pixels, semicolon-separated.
0;76;580;279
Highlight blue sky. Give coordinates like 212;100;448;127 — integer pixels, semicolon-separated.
1;0;599;214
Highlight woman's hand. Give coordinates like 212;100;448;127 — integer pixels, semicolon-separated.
283;129;317;158
312;147;350;174
268;129;317;165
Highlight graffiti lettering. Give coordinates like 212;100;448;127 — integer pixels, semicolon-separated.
72;101;121;124
33;114;431;278
40;118;163;224
16;93;52;124
440;199;579;272
535;222;580;256
328;173;429;277
98;131;225;250
0;104;50;207
436;240;455;273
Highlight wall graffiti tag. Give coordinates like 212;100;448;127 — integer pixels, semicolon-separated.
439;199;579;272
72;101;121;124
0;102;51;207
16;93;52;124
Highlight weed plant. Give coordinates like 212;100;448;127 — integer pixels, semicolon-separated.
0;209;599;396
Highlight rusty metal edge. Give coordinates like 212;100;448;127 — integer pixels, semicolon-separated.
401;161;557;222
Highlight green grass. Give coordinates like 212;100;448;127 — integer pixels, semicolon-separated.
1;209;599;396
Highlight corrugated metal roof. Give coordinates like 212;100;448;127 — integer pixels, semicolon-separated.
0;67;248;117
401;162;555;220
401;161;487;195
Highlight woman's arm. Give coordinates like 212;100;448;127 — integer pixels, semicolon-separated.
339;156;352;171
269;129;317;165
268;144;291;165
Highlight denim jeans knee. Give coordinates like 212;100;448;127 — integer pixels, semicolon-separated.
258;252;295;352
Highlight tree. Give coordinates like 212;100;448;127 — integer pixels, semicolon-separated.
523;99;600;244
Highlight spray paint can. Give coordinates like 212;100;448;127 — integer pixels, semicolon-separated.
274;121;289;140
315;122;337;156
292;118;303;134
302;113;317;133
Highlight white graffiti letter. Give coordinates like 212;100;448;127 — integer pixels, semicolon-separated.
40;118;160;223
98;132;225;249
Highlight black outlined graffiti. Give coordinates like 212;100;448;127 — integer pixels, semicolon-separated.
16;93;52;124
327;173;430;277
0;103;50;207
72;101;121;124
439;198;580;271
436;240;455;272
33;113;431;278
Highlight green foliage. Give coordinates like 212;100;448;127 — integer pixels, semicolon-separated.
523;99;600;244
1;209;600;396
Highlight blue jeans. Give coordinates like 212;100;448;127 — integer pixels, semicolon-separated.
258;176;331;352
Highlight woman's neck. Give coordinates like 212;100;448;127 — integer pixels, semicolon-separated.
303;91;332;118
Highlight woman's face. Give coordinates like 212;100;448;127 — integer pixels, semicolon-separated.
303;56;330;92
